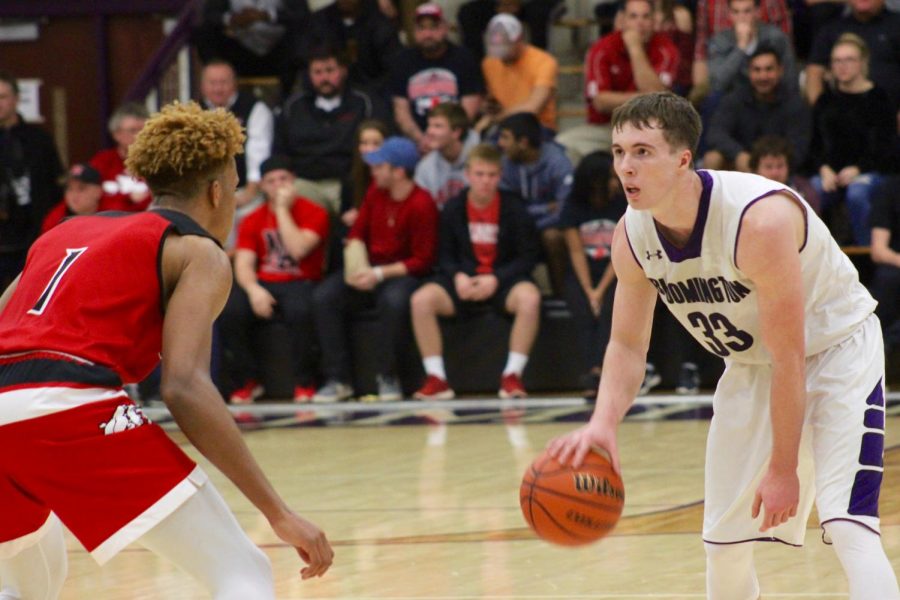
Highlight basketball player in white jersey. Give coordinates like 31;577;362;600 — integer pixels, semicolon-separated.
548;92;899;599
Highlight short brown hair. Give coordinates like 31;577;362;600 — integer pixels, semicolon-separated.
611;92;701;156
428;102;470;135
748;134;793;171
466;143;502;167
126;101;244;200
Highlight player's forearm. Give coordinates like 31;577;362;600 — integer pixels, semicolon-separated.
768;357;806;472
591;339;646;426
162;375;291;522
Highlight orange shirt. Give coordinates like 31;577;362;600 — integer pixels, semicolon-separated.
482;45;558;130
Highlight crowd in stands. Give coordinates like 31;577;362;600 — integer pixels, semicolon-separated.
1;0;898;402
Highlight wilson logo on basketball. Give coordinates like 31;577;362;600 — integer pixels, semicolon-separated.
572;473;625;500
566;509;614;530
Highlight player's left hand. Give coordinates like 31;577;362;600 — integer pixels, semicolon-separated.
751;467;799;532
270;510;334;580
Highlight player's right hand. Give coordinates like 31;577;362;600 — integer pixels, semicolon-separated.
546;421;620;474
271;511;334;580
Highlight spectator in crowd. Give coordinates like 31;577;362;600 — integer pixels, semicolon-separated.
199;59;273;207
555;0;679;164
707;0;797;94
39;164;103;235
273;46;389;215
805;0;900;109
559;152;627;394
810;33;894;245
415;103;481;210
89;102;151;212
390;3;484;154
192;0;308;95
312;137;439;402
497;112;572;296
704;47;810;171
219;156;330;404
303;0;402;94
749;135;821;213
411;143;541;400
478;14;558;134
653;0;694;96
331;119;389;273
870;177;900;356
342;119;389;230
458;0;565;60
691;0;791;96
0;70;63;289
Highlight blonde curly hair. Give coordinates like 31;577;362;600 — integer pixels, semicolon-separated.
126;101;245;200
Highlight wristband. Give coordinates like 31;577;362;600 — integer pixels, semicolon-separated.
373;266;385;283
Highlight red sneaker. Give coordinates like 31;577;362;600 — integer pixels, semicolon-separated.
499;373;527;399
293;385;316;403
230;380;263;405
413;375;455;400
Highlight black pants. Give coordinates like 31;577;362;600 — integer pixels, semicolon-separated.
312;272;420;381
563;258;615;373
218;279;316;392
872;264;900;352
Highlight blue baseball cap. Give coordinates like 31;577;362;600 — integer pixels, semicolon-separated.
363;136;419;171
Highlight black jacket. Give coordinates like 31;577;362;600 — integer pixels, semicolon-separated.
273;86;387;181
0;115;63;251
439;189;540;290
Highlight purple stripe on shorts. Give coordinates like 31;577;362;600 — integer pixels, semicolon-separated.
859;432;884;467
866;379;884;407
864;408;885;431
848;470;882;517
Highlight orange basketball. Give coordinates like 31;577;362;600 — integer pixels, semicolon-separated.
520;449;625;546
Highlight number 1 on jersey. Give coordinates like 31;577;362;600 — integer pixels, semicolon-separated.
28;248;87;316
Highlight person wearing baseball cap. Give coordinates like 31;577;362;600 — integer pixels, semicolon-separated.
39;164;103;234
311;136;439;403
478;13;558;133
389;2;484;153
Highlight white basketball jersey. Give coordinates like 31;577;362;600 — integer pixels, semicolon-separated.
624;170;876;364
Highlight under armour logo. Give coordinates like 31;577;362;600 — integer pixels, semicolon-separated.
646;250;663;260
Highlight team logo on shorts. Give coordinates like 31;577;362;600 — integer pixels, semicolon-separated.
99;404;151;435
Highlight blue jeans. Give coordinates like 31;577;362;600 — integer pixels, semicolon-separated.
811;173;882;245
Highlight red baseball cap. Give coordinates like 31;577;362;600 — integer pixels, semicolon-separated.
414;3;444;21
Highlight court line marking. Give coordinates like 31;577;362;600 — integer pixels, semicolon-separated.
286;595;849;599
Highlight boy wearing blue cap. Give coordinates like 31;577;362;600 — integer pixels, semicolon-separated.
312;137;440;402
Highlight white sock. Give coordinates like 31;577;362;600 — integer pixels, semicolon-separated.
503;352;528;376
0;514;67;600
423;356;446;380
825;520;900;599
705;542;759;600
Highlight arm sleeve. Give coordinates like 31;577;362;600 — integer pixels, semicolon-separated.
708;35;745;92
494;198;541;285
705;93;744;160
402;196;439;276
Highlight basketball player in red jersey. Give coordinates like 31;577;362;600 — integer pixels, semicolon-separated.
0;102;333;599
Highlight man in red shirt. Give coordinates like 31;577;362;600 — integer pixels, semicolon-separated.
312;137;439;402
89;102;152;212
411;144;541;400
555;0;679;164
220;156;330;404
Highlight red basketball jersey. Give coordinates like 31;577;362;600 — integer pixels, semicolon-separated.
0;209;219;384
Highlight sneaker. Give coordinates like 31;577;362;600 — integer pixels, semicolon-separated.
376;374;403;402
312;380;354;403
638;363;661;396
499;373;527;399
414;375;455;400
230;380;263;405
293;385;316;403
675;362;700;395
